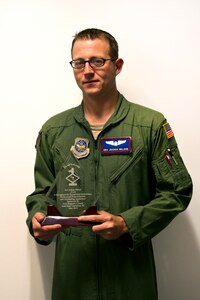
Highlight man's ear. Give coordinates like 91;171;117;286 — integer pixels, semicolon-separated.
115;58;124;75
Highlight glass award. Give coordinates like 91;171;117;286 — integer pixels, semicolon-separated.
42;151;97;227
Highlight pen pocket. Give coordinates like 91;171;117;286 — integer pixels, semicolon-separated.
153;147;192;190
167;147;192;187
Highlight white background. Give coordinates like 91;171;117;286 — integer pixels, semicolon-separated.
0;0;200;299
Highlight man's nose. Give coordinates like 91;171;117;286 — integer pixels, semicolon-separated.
83;61;94;74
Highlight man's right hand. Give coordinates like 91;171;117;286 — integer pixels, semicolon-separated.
32;212;62;242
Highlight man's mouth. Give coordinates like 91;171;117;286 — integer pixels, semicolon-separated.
83;80;98;85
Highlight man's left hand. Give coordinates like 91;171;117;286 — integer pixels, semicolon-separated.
78;211;128;240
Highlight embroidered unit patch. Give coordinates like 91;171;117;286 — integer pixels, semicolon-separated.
71;138;90;159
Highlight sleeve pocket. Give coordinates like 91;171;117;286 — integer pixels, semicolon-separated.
152;146;192;191
168;147;192;188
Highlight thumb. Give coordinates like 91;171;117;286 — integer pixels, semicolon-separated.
33;212;46;223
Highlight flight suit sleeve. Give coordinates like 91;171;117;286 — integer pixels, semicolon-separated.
26;129;55;244
120;120;193;249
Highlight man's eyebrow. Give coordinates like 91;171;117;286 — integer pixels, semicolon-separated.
72;57;84;61
72;56;102;61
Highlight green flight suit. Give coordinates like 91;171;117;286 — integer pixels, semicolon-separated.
26;93;192;300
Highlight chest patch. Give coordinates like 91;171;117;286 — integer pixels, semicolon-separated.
101;137;132;155
71;137;90;159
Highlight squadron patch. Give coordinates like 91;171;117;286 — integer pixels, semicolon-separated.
71;138;90;159
163;122;174;139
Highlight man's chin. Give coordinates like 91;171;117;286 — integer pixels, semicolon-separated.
83;88;100;96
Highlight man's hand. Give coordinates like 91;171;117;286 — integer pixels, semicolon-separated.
32;212;62;242
78;211;128;240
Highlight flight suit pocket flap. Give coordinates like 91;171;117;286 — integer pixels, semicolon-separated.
110;145;144;183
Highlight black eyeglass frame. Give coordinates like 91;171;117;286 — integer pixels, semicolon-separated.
69;57;117;69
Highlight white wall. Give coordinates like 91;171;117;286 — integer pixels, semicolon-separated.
0;0;199;299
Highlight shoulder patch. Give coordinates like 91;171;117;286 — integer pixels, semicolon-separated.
163;122;174;139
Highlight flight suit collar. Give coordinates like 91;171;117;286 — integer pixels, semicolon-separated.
73;93;130;126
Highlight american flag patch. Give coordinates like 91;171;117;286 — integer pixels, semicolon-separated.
163;122;174;139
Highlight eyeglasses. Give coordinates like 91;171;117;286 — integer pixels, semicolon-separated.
69;57;116;69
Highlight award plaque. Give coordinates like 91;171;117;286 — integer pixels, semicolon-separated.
42;150;98;227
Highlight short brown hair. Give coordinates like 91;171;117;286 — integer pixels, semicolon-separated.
71;28;118;59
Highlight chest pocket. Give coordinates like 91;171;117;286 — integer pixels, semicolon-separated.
110;145;144;183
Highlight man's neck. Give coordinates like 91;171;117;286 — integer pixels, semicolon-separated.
83;90;118;125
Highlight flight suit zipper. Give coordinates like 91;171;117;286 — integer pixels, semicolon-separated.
82;124;101;299
93;137;101;300
93;138;99;206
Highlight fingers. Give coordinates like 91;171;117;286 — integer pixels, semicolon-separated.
78;211;128;240
78;210;110;222
32;212;62;242
31;210;128;241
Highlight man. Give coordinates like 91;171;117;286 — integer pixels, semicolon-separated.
26;28;192;300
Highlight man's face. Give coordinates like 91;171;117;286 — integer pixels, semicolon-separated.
71;38;121;97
